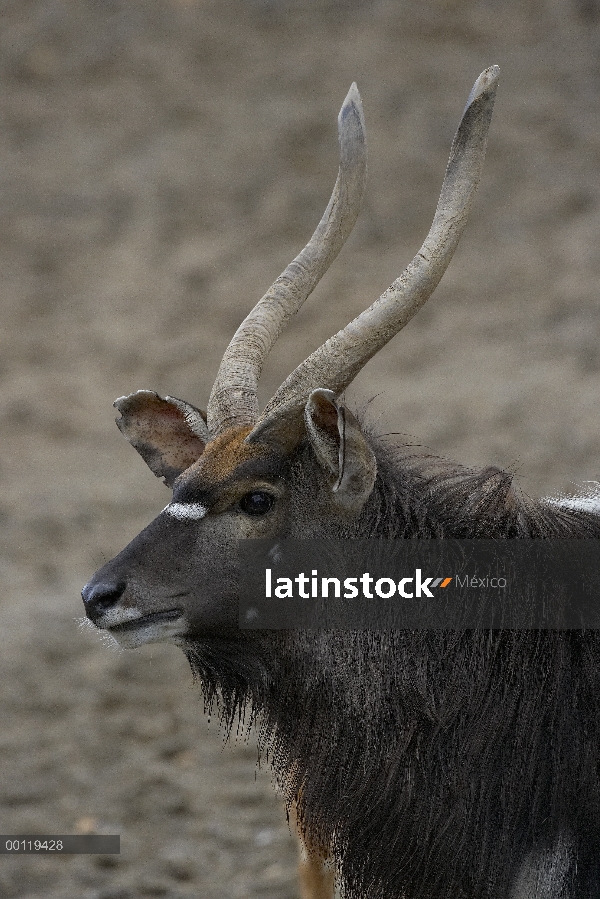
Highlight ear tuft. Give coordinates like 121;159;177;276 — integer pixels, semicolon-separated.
305;389;376;513
114;390;209;487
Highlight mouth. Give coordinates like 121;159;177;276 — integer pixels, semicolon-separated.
107;609;182;633
103;609;186;647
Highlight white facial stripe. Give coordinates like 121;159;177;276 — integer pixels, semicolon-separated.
164;502;208;521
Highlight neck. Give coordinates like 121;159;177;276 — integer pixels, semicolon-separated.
364;439;600;538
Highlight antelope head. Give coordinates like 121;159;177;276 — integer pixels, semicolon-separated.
82;68;499;653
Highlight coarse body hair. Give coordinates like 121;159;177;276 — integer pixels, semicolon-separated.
185;432;600;899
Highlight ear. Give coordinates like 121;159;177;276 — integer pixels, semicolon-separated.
304;389;376;513
114;390;209;488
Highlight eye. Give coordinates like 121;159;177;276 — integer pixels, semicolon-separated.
239;491;275;516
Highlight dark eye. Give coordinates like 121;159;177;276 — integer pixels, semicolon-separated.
239;491;275;516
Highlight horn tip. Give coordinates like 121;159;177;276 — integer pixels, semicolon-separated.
467;65;500;107
344;81;361;106
339;81;365;133
338;81;367;168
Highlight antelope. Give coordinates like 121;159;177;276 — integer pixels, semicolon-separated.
82;67;600;899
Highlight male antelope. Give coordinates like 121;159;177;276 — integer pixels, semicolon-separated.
83;67;600;899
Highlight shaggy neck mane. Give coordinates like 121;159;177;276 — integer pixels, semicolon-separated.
185;435;600;899
366;436;600;538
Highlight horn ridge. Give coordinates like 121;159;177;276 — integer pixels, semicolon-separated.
206;82;367;437
248;66;500;445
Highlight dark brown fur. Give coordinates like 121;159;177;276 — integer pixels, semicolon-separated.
84;412;600;899
184;434;600;899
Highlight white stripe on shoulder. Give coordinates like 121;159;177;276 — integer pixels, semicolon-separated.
544;481;600;516
163;502;208;520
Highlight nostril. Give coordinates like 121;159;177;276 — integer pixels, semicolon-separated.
82;580;127;620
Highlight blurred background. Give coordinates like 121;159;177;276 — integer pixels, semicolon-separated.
2;1;600;896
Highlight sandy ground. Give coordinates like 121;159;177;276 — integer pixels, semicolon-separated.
3;1;600;896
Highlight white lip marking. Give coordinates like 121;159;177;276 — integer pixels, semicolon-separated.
99;607;142;627
164;502;208;521
113;615;186;648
